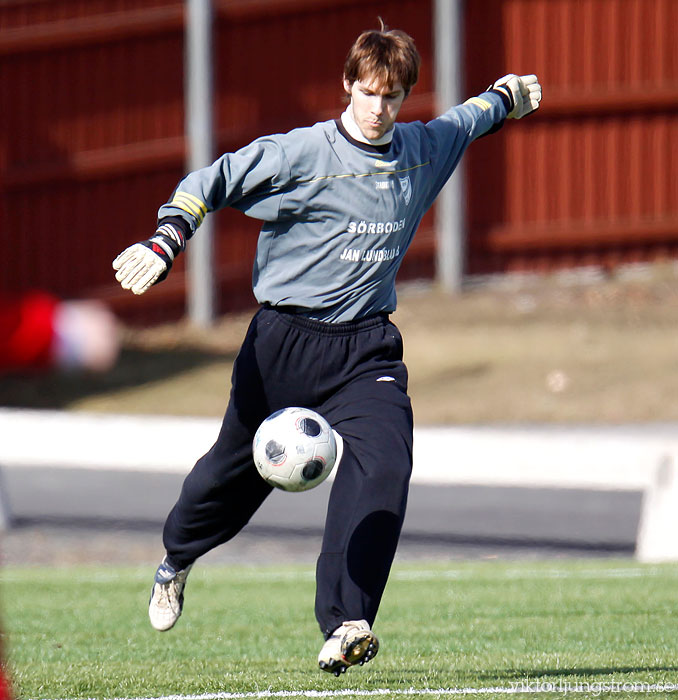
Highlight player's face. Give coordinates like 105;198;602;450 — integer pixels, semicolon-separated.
344;76;406;140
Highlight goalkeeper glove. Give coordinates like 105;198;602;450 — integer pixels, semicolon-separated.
492;74;542;119
112;221;186;295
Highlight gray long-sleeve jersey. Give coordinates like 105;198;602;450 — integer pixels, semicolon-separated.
158;89;509;322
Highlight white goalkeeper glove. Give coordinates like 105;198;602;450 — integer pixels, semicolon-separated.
492;74;542;119
112;222;186;295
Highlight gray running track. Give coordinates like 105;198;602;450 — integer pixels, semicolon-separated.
2;466;641;565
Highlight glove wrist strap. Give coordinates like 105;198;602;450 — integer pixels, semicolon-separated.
151;223;186;260
488;86;514;114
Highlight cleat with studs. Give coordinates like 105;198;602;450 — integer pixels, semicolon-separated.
148;557;193;631
318;619;379;675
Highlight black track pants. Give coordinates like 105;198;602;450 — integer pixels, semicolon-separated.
162;306;413;637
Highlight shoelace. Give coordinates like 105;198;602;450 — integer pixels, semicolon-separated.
155;581;177;610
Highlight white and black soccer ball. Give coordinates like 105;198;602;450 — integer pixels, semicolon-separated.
252;407;341;492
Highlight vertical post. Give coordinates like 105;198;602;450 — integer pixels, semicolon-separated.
636;455;678;562
185;0;215;325
0;467;12;531
434;0;465;293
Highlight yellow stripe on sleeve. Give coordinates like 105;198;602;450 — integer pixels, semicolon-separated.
176;191;208;216
170;201;204;223
170;192;207;224
464;97;492;111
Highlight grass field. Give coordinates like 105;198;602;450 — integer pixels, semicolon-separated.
5;560;678;699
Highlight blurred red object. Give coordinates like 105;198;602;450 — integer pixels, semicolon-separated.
0;291;119;373
0;668;11;700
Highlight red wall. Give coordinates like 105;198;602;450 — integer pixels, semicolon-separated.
465;0;678;273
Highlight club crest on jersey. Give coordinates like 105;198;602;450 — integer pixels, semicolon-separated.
399;175;412;205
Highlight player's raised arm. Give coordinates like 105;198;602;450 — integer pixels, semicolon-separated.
419;72;542;209
437;72;542;139
112;136;289;295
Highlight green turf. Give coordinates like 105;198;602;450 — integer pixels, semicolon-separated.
4;560;678;699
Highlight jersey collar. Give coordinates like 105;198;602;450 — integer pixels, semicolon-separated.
335;117;392;155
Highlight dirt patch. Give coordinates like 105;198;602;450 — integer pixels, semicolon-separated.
4;263;678;424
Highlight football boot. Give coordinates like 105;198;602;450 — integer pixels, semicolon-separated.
318;619;379;675
148;557;193;631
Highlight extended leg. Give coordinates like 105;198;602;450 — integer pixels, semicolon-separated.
315;376;413;639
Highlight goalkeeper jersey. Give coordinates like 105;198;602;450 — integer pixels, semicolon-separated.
158;89;509;322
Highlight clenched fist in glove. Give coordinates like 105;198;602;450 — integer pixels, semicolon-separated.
113;222;186;295
492;74;542;119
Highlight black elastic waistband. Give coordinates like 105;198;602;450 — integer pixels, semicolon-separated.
261;303;390;336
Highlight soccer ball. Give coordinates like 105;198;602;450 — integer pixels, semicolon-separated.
252;407;340;492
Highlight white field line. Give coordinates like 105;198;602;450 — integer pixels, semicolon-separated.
39;682;678;700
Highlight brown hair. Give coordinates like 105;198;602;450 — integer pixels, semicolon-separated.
343;21;421;96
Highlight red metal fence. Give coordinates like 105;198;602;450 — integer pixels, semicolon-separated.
1;0;188;320
465;0;678;273
2;0;677;321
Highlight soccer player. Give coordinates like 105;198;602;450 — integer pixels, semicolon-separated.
113;24;541;675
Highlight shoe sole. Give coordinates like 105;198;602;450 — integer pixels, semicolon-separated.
319;631;379;676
